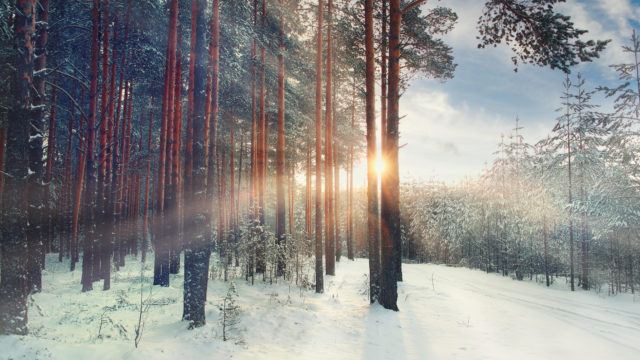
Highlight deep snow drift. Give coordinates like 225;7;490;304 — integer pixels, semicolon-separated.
1;255;639;360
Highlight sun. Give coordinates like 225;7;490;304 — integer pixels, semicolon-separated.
375;157;386;176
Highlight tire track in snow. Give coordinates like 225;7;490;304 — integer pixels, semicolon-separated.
435;272;640;354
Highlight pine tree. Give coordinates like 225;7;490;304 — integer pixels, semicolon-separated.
219;282;241;342
314;0;325;293
26;0;49;293
364;0;380;303
275;0;287;278
0;0;36;335
324;0;336;276
183;0;211;329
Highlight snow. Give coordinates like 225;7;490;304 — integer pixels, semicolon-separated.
1;255;639;360
29;133;43;142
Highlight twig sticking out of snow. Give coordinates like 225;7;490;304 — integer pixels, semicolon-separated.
432;273;436;292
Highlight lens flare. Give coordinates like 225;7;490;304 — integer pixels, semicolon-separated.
375;157;386;176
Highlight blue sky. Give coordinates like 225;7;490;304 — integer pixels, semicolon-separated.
397;0;640;183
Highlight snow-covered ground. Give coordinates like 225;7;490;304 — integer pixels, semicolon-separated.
2;255;639;360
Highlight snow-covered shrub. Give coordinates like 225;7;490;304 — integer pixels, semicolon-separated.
219;282;241;342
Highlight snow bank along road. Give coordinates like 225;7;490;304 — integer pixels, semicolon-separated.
1;256;639;360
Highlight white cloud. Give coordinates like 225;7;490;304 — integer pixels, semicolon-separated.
596;0;638;35
399;89;513;183
441;0;638;69
401;88;559;184
391;0;640;184
559;0;639;69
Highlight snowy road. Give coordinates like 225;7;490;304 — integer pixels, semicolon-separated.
251;260;640;360
391;262;640;360
1;257;639;359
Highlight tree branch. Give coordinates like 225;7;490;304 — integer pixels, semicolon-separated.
45;81;88;123
402;0;428;15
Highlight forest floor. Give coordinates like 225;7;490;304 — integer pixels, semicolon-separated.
1;255;640;360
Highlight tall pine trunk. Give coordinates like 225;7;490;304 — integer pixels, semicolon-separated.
379;0;401;311
347;81;355;260
169;52;183;275
26;0;49;293
324;0;336;276
184;3;195;208
288;163;295;243
183;0;211;329
71;118;84;270
0;0;36;335
364;0;380;303
97;0;111;287
154;0;179;286
333;93;340;263
44;84;56;260
382;0;401;282
80;0;101;293
566;77;575;292
60;116;73;262
314;0;325;293
206;0;220;243
103;16;118;282
305;139;312;239
275;0;287;277
250;0;258;224
229;124;237;263
0;126;6;197
380;0;387;152
41;0;53;255
578;131;589;290
255;0;268;274
143;108;153;263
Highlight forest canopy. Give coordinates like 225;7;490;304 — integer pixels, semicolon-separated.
0;0;620;344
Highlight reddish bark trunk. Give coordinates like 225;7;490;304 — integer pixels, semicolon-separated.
60;114;74;263
289;164;295;238
113;1;131;174
142;108;153;263
314;0;325;293
276;0;287;277
185;0;198;199
304;139;312;238
99;0;110;200
305;139;312;237
106;19;117;185
379;0;400;311
335;148;340;262
206;0;221;204
255;0;268;274
183;0;211;328
347;82;355;260
381;0;388;151
217;141;224;248
26;0;49;293
154;0;179;287
40;0;53;257
250;0;258;222
71;120;86;272
333;78;340;263
324;0;335;276
169;53;183;275
80;0;101;292
118;83;134;267
0;0;35;334
229;124;236;247
44;84;57;256
96;0;111;287
365;0;380;303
